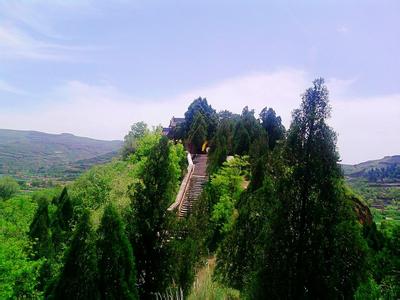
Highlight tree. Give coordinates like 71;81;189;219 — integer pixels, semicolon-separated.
232;107;264;156
128;136;176;297
207;117;235;174
97;204;138;300
184;97;218;139
48;211;99;300
0;176;19;200
51;187;73;254
187;112;207;153
121;122;149;159
233;121;250;155
28;197;54;291
248;78;367;298
259;107;285;149
215;179;275;290
29;197;53;260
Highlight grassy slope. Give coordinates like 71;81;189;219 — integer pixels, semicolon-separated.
188;257;240;300
0;129;122;181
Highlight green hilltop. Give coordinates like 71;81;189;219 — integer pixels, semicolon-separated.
0;129;122;182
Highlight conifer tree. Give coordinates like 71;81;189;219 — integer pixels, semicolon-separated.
248;78;367;299
29;197;54;291
259;107;285;149
187;111;207;153
233;121;250;155
51;187;73;253
29;197;53;259
128;136;175;297
48;211;99;300
184;97;218;139
97;204;138;300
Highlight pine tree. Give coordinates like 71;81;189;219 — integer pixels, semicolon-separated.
48;211;99;300
51;187;73;253
29;197;53;259
233;121;250;155
259;107;285;149
248;78;367;299
184;97;218;139
187;111;207;153
97;204;138;300
128;136;175;298
207;118;234;174
29;197;54;291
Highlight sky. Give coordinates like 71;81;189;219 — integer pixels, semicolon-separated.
0;0;399;164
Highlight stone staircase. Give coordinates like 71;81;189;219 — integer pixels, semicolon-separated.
178;154;207;218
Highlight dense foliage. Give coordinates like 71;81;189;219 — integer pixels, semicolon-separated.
0;81;399;299
366;164;400;182
0;176;19;200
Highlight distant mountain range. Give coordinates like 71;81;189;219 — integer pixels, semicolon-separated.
0;129;123;181
342;155;400;181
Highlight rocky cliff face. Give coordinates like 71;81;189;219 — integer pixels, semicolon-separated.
350;194;373;226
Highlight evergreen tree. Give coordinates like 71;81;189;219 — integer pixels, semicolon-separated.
248;78;367;299
187;111;207;153
233;121;250;155
97;204;138;300
184;97;218;139
48;211;99;300
128;136;175;298
29;197;54;291
259;107;285;149
29;197;53;259
51;187;73;253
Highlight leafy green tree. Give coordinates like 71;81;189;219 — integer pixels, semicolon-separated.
0;195;42;299
48;211;99;300
259;107;285;149
121;121;149;159
187;112;207;153
0;176;19;200
210;156;249;237
128;136;176;298
97;204;138;300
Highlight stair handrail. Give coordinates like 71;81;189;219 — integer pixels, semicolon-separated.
167;152;194;212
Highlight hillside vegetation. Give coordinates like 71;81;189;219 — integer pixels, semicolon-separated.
0;79;399;299
0;129;122;182
343;155;400;181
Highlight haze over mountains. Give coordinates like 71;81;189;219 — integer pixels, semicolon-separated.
0;129;122;181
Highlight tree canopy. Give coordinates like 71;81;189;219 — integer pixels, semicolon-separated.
0;176;19;200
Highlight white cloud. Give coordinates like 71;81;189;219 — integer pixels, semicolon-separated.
0;69;398;164
0;25;91;61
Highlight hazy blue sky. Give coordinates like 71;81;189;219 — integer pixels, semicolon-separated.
0;0;399;164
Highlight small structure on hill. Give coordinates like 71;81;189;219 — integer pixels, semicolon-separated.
162;116;185;137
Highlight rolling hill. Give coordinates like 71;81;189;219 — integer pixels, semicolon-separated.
342;155;400;180
0;129;123;181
